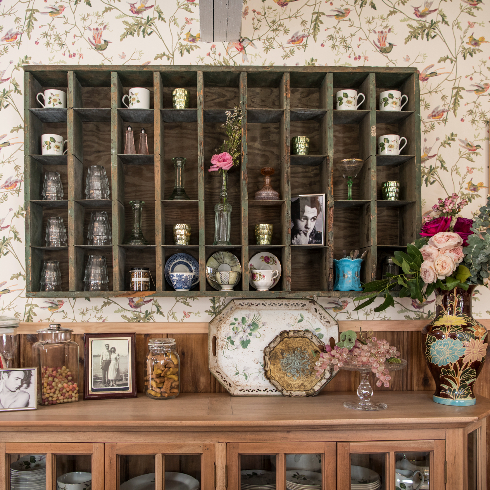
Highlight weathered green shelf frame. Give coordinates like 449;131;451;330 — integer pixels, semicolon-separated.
24;65;421;298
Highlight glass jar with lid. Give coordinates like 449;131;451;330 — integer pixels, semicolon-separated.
146;338;180;399
0;316;19;368
32;324;79;406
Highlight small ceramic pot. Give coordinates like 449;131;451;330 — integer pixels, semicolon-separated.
57;472;92;490
336;89;365;110
122;87;150;109
216;270;241;291
169;272;193;291
251;269;279;291
379;90;408;111
333;258;362;291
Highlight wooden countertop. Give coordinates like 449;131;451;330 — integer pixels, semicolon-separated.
1;392;489;432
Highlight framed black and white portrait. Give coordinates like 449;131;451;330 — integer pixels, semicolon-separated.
0;368;37;411
290;194;325;245
84;333;136;399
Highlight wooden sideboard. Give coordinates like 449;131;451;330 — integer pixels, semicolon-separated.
0;392;488;489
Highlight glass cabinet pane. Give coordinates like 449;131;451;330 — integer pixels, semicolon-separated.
9;454;46;490
395;452;430;490
285;454;323;489
351;454;384;490
119;455;155;488
164;455;201;488
56;454;92;489
467;430;478;490
240;455;276;488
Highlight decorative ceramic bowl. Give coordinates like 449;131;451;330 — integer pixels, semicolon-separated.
169;272;193;291
57;472;92;490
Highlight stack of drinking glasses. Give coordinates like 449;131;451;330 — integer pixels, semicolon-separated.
87;211;111;245
45;217;67;247
84;255;109;291
85;165;110;200
40;260;62;291
42;171;63;200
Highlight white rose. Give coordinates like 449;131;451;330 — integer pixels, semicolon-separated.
428;232;463;251
433;254;456;279
420;261;437;284
445;246;464;264
420;245;439;262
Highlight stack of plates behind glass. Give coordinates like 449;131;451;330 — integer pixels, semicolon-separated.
10;455;46;490
351;465;381;490
241;470;276;490
286;470;322;490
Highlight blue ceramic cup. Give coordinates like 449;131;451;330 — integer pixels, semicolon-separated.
333;258;363;291
169;272;193;291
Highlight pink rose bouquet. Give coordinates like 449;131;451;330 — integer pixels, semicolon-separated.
354;194;490;312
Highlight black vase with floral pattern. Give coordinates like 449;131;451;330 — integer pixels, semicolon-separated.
422;286;488;406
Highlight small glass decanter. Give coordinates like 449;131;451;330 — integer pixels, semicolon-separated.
125;200;149;245
213;170;232;245
255;167;280;200
124;126;135;154
138;128;149;155
169;157;190;200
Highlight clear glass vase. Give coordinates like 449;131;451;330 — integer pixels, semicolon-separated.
169;157;190;200
213;170;232;245
125;200;149;245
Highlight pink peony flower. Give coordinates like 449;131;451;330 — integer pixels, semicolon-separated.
428;232;463;250
420;244;439;262
420;261;437;284
433;253;456;279
209;152;233;172
453;217;474;247
420;216;451;237
445;246;464;264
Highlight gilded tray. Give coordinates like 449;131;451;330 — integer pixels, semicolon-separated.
264;330;334;396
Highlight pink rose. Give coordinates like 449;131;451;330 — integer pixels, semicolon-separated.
209;152;233;172
428;232;463;251
419;245;439;262
453;217;474;247
433;254;456;279
444;246;464;264
420;261;437;284
420;216;451;237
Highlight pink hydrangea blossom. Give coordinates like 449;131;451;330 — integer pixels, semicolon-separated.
420;244;439;262
209;152;233;172
428;232;463;250
420;261;437;284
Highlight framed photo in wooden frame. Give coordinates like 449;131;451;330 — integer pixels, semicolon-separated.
84;333;137;399
0;368;37;411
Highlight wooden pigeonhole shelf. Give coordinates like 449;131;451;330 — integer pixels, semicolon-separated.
24;66;421;298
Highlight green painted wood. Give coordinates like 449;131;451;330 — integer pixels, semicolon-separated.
68;71;82;109
68;200;77;291
240;72;249;291
197;71;206;293
280;72;291;292
154;72;164;291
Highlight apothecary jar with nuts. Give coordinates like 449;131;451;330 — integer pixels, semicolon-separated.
146;338;180;399
32;324;79;406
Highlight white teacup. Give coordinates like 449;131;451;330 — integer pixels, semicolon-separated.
379;90;408;111
378;134;407;155
395;470;424;490
122;87;150;109
57;472;92;490
216;270;240;291
42;134;67;155
37;89;66;108
336;89;365;110
251;269;279;291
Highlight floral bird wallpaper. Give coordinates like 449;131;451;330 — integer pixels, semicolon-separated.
0;0;488;323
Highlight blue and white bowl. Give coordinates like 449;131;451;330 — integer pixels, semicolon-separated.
169;272;194;291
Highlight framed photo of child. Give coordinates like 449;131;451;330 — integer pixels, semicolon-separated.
0;368;37;411
84;333;137;399
290;194;325;245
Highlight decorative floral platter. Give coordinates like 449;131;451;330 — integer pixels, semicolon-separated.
264;330;335;396
208;299;339;396
249;252;281;288
206;251;241;290
164;253;199;288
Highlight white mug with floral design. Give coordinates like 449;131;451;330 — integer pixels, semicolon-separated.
336;89;365;110
122;87;150;109
41;134;67;155
379;90;408;111
37;89;66;108
251;269;279;291
378;134;407;155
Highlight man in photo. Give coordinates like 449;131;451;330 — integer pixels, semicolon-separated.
291;195;323;245
100;343;111;387
0;370;32;409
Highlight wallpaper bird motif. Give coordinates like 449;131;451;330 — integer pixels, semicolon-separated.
0;0;488;323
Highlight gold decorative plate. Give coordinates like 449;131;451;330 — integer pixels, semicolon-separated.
264;330;335;397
